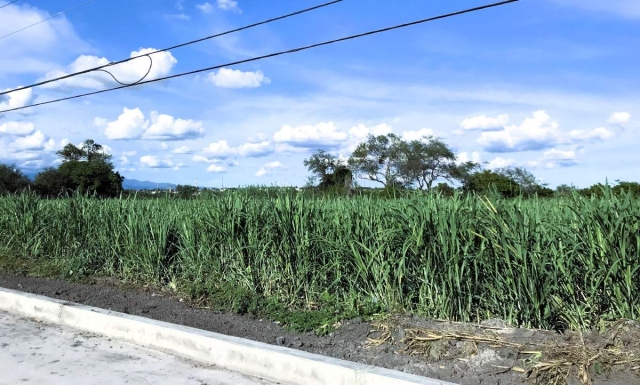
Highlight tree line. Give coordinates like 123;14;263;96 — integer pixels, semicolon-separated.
303;133;640;198
1;136;639;198
0;139;124;197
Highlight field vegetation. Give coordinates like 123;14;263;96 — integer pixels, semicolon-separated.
1;187;638;335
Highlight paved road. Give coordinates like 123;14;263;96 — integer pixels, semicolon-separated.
0;311;277;385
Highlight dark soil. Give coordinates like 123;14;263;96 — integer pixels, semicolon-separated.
1;273;639;385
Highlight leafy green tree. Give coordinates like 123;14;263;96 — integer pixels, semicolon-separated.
397;136;471;191
304;150;353;190
497;166;549;196
175;184;199;199
462;169;521;198
0;163;31;195
35;139;124;197
34;167;70;197
348;134;407;188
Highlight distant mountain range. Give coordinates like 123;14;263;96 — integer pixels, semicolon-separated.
21;169;177;191
122;179;177;190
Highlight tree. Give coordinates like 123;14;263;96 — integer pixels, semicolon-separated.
348;134;411;188
175;184;199;199
348;134;477;190
398;136;469;191
35;139;124;197
0;163;31;195
461;169;521;198
496;166;549;196
304;150;352;190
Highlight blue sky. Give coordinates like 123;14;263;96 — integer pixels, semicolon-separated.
0;0;638;188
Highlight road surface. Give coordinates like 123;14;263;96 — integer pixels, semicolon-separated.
0;311;277;385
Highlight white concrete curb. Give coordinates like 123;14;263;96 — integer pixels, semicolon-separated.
0;287;457;385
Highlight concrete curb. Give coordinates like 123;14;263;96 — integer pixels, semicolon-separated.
0;287;457;385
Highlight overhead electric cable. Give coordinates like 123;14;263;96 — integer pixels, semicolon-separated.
0;0;519;114
0;0;98;40
0;0;20;11
0;0;344;96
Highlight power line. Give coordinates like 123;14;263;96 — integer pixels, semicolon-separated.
0;0;20;10
0;0;98;41
0;0;519;114
0;0;344;97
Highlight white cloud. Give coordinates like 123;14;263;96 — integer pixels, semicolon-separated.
202;140;235;158
119;155;130;165
161;142;169;150
142;112;205;141
140;155;174;168
248;132;268;143
196;2;214;13
256;161;283;177
348;123;393;142
193;154;220;163
201;139;272;159
41;48;177;90
207;68;270;88
274;122;348;148
172;145;191;154
401;128;435;141
122;150;137;157
544;148;576;160
236;141;272;157
566;127;614;142
0;87;34;112
101;108;204;141
10;130;49;151
0;4;89;75
457;151;481;164
0;121;35;136
607;112;631;125
461;114;509;131
207;164;226;173
217;0;241;12
487;157;515;169
104;108;148;140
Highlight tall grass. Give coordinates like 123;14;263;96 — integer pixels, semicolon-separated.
0;189;638;331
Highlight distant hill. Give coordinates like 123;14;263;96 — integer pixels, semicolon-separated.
122;179;177;190
20;170;175;191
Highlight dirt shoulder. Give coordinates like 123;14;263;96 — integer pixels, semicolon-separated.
1;273;638;385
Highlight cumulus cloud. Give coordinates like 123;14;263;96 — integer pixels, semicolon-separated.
566;127;614;142
207;68;270;88
201;139;272;159
172;145;191;154
348;123;393;142
0;3;89;75
217;0;241;12
487;157;515;169
256;161;283;177
196;2;214;13
607;112;631;125
461;114;509;131
142;112;205;141
477;110;615;153
401;128;435;141
206;164;226;173
0;121;35;136
140;155;174;168
101;108;205;141
41;48;177;90
457;151;481;164
274;122;348;148
9;130;58;152
0;87;34;112
103;108;148;140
